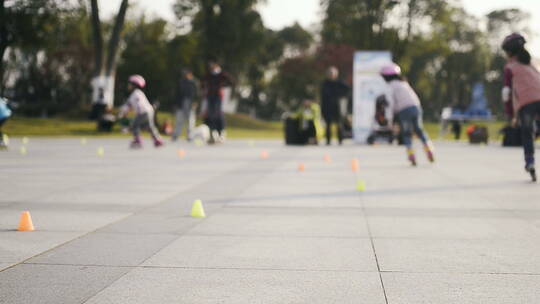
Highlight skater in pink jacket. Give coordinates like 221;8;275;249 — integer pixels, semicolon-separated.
380;63;435;166
502;33;540;181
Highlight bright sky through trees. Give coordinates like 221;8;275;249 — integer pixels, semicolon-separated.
100;0;540;54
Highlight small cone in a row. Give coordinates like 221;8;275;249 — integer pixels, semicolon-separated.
298;163;305;172
80;137;87;145
191;199;206;218
356;179;366;192
351;158;359;172
260;151;269;159
19;146;27;155
177;149;186;159
323;154;332;163
97;147;105;157
18;211;35;231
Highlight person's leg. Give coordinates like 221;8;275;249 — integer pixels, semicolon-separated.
337;116;344;145
130;114;144;146
172;108;185;141
0;118;6;146
146;112;163;145
519;103;540;169
187;108;195;141
411;108;435;162
398;108;416;165
324;117;332;145
182;100;193;140
216;98;225;136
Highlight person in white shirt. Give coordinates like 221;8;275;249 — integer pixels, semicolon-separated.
118;75;164;148
381;63;434;166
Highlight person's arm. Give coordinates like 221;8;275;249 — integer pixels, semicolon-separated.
118;94;134;118
502;67;515;121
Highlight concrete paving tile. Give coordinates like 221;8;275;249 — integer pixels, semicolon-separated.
382;272;540;304
28;233;178;266
143;235;377;271
85;267;386;304
188;211;369;237
368;216;539;239
99;213;200;234
0;210;129;232
0;264;131;304
374;238;540;274
0;231;81;264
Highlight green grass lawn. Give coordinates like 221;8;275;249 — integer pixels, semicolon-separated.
4;113;283;139
4;113;505;141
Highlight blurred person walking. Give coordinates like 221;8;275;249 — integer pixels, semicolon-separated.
172;69;198;142
320;66;350;145
201;59;234;144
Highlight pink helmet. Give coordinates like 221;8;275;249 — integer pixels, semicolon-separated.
128;75;146;89
380;63;401;76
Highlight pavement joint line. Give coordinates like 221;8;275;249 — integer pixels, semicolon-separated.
21;262;381;273
181;233;371;239
356;178;390;304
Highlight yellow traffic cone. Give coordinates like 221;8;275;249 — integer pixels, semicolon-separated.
18;211;35;231
22;137;29;145
356;179;366;192
191;199;206;218
97;147;105;157
19;146;27;155
80;138;87;145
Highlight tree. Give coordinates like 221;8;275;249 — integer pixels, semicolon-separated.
89;0;129;108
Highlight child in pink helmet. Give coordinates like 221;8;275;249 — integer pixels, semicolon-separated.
380;63;434;166
118;75;164;148
502;33;540;182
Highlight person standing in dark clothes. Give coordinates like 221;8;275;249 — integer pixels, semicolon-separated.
320;66;350;145
172;69;198;141
201;60;234;144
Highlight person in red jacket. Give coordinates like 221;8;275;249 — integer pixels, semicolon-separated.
502;33;540;181
201;60;234;144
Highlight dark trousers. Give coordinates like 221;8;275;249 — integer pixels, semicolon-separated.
206;95;225;133
518;101;540;164
0;118;6;139
324;116;343;144
397;106;429;149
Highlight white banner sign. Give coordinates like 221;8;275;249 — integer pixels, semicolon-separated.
352;51;392;143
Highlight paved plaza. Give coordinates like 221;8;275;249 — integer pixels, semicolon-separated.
1;138;540;303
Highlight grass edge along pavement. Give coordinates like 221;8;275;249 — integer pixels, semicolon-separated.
6;113;506;141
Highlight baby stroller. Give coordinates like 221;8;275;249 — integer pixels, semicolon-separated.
367;95;395;145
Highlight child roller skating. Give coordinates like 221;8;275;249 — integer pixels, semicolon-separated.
380;63;435;166
501;33;540;182
118;75;164;149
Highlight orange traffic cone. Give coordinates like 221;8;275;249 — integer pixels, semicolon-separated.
260;151;269;159
324;154;332;163
18;211;34;231
298;163;305;172
351;158;359;172
177;149;186;158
